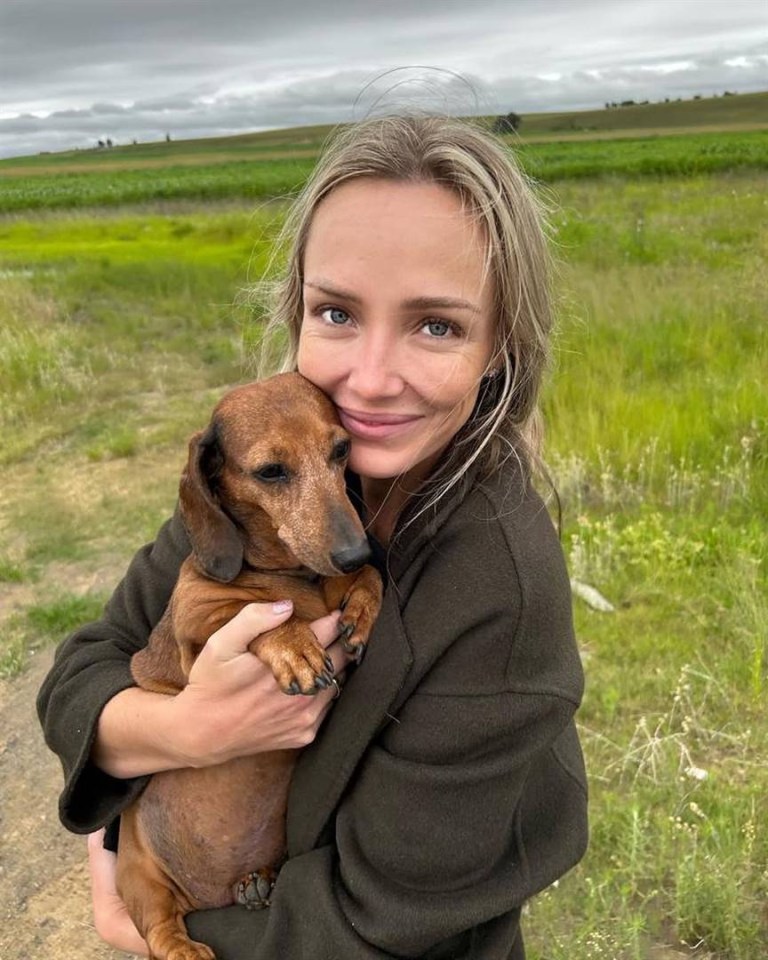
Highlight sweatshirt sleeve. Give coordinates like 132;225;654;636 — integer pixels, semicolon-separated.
36;510;190;833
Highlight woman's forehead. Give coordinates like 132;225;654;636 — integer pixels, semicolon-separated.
310;178;482;234
303;179;490;288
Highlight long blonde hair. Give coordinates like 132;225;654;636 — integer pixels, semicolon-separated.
258;114;554;509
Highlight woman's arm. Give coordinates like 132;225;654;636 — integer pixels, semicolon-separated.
87;829;150;957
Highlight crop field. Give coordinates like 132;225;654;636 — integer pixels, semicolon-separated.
1;128;767;212
1;105;767;959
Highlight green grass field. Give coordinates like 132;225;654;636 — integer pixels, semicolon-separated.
1;103;766;958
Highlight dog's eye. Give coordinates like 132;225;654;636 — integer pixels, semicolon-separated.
331;439;350;462
253;463;289;483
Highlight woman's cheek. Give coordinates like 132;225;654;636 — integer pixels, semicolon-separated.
301;344;348;396
296;334;325;387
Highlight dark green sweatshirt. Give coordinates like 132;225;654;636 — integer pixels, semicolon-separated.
38;458;588;959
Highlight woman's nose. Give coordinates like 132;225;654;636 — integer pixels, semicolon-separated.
346;330;404;399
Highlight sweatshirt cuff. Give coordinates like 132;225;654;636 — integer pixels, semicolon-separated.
56;659;149;834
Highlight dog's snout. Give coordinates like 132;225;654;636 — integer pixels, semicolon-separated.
331;540;372;574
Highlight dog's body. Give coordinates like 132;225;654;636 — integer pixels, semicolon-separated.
115;373;382;960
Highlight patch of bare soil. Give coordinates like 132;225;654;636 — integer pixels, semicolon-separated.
0;649;135;959
0;444;178;957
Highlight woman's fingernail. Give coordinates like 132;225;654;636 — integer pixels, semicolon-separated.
272;599;293;614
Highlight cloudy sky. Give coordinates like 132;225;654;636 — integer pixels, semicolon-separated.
1;0;766;159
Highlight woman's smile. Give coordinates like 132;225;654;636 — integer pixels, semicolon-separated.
337;407;424;441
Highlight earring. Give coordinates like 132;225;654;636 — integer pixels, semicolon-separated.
484;368;499;381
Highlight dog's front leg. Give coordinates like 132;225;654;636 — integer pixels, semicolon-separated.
323;565;383;661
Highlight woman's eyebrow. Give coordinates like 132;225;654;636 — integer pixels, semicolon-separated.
402;295;481;315
304;279;362;305
304;279;481;314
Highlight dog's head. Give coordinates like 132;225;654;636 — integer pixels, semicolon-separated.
179;373;371;582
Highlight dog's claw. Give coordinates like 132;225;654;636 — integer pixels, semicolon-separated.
287;680;301;695
354;644;366;665
314;675;330;690
256;874;273;901
324;654;334;673
337;622;355;647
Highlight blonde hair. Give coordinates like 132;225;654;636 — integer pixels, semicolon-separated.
258;114;554;510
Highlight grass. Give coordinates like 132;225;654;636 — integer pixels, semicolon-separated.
514;129;768;181
0;557;25;583
0;207;283;463
0;593;108;679
0;154;766;955
24;593;108;636
523;173;767;958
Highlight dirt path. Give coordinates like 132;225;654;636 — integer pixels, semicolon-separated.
0;648;134;960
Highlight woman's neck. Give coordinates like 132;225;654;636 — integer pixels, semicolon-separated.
360;477;407;545
358;447;447;544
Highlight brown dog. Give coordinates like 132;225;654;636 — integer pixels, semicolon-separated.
115;373;382;960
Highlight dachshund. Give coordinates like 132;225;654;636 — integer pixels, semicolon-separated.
114;372;383;960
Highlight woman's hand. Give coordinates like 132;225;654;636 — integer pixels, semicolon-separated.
87;829;149;956
93;602;355;779
171;601;354;768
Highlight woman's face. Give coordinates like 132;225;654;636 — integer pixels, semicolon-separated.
297;178;496;485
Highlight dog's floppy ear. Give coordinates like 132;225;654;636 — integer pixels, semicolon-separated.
179;422;244;582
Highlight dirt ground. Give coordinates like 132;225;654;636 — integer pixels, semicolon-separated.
0;647;135;960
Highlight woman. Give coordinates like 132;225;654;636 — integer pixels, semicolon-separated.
38;114;588;959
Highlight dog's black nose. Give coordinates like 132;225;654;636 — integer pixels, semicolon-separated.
332;541;372;573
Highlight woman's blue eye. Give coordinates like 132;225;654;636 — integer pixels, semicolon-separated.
322;308;350;325
424;320;452;338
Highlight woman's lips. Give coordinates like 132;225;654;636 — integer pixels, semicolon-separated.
338;407;422;441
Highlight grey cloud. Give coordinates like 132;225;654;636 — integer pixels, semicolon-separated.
90;102;132;116
132;96;204;113
492;56;768;114
1;0;766;158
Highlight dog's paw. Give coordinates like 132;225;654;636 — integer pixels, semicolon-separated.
337;579;382;661
153;934;215;960
254;623;333;695
234;865;279;910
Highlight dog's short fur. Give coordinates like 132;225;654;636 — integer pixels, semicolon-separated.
115;373;382;960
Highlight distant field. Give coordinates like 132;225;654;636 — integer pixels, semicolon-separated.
0;158;316;213
1;128;766;213
1;90;766;175
519;89;768;135
0;91;766;213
